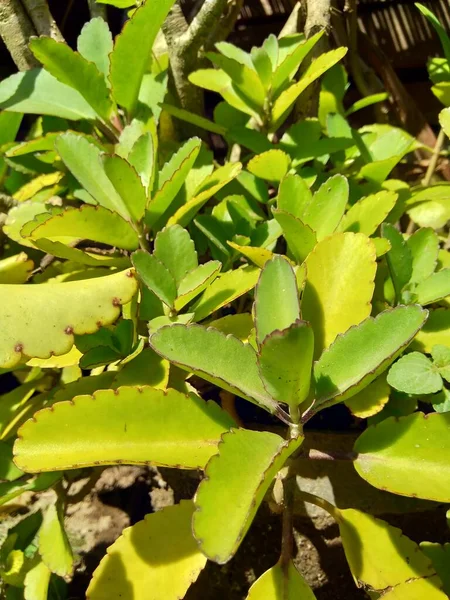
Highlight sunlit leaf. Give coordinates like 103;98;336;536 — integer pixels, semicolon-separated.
39;501;73;576
103;155;147;222
0;253;33;284
344;374;390;418
77;17;113;78
153;225;197;285
247;561;317;599
272;209;317;264
302;175;348;240
132;251;176;309
247;150;291;182
387;352;442;394
337;191;397;236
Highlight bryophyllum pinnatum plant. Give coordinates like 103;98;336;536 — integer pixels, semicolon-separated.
0;0;449;599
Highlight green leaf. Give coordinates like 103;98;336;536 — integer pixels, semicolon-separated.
109;0;175;115
0;440;23;481
258;320;314;409
407;184;450;229
406;227;439;285
189;69;256;117
193;429;303;563
0;69;97;120
150;324;278;413
302;232;376;358
153;225;197;285
381;577;447;599
277;174;312;219
345;92;389;116
313;305;428;410
206;52;266;114
146;138;202;228
254;255;299;345
0;382;37;441
420;543;450;596
247;150;291;182
132;251;176;309
270;47;347;130
77;17;113;78
382;223;413;303
175;261;222;311
387;352;443;394
0;253;33;284
432;344;450;382
26;205;139;250
162;102;227;136
354;411;450;502
87;501;206;600
338;508;440;592
440;108;450;138
167;162;242;227
29;37;114;121
14;387;234;472
272;209;317;264
337;190;397;236
302;175;348;240
39;501;73;577
345;374;390;418
24;559;51;600
103;155;147;222
192;265;259;321
416;3;450;63
129;130;157;193
0;269;137;368
415;269;450;305
247;561;317;599
55;133;130;219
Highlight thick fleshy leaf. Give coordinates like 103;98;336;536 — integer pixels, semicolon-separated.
382;223;412;302
302;232;376;358
247;150;291;182
413;308;450;352
153;225;197;285
302;175;348;240
14;387;234;472
103;155;147;222
415;269;450;305
189;69;256;117
147;138;202;229
77;17;113;78
24;559;51;600
313;305;428;410
246;561;317;599
387;352;443;394
129;130;157;193
272;209;317;264
227;242;274;267
193;429;303;563
167;162;242;227
0;253;33;284
270;48;347;130
192;265;260;321
109;0;175;114
354;412;450;501
175;261;222;311
344;374;390;418
258;320;314;408
208;313;253;341
87;501;206;600
32;240;129;268
3;202;48;248
29;37;113;121
132;251;176;309
337;190;397;236
0;269;137;368
381;578;447;599
338;509;440;592
441;107;450;138
420;543;450;595
25;205;139;250
55;133;130;219
406;227;439;285
39;501;73;576
254;255;299;345
0;69;97;120
150;324;278;413
277;174;312;219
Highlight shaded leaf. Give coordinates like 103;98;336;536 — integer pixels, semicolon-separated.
415;269;450;305
407;227;439;285
39;501;73;577
87;501;206;600
14;387;234;472
420;543;450;595
153;225;197;285
193;429;303;563
132;251;176;309
103;155;148;222
354;412;450;501
272;209;317;264
382;223;412;303
175;261;222;311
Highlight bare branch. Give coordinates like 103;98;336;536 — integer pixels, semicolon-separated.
21;0;64;41
87;0;107;19
187;0;228;52
0;0;39;70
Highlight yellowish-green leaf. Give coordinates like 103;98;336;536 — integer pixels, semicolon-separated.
354;412;450;502
302;232;376;358
440;108;450;138
153;224;198;285
192;265;260;321
247;150;291;182
208;313;253;341
302;175;348;240
39;501;73;577
0;269;137;368
13;172;64;202
24;559;51;600
272;209;317;264
413;308;450;352
103;155;147;222
132;251;176;309
77;17;113;78
175;261;222;311
337;190;397;235
277;173;312;219
87;501;206;600
344;374;390;418
14;386;234;472
33;239;130;268
227;241;274;267
26;205;140;250
193;429;303;563
381;577;447;599
4;201;49;248
189;69;256;117
27;346;82;369
0;253;33;284
246;561;317;600
420;542;450;596
29;37;114;121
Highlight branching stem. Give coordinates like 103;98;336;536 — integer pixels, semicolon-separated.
423;128;445;187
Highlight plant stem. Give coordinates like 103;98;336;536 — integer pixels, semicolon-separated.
423;128;446;187
280;469;296;568
302;448;356;462
295;489;339;519
22;0;64;41
87;0;107;19
0;0;39;70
